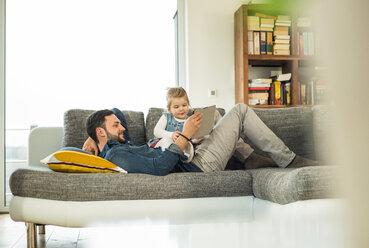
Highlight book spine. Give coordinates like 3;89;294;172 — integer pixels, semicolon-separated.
285;82;291;105
299;33;303;56
253;31;260;55
274;81;281;105
303;32;308;56
269;83;275;105
266;31;273;55
260;31;267;55
248;31;254;55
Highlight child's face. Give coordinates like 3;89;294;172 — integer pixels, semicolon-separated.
169;97;189;120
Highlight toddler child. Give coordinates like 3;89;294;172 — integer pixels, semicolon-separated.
148;87;200;162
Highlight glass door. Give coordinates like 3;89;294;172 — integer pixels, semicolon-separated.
2;0;177;210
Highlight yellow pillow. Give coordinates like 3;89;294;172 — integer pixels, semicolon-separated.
41;147;127;173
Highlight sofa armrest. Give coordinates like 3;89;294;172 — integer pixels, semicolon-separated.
28;127;63;166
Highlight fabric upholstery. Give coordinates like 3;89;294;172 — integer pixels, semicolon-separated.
10;168;253;201
10;106;339;205
248;165;340;204
62;109;146;148
247;107;315;159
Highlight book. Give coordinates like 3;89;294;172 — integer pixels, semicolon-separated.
273;44;290;50
249;99;268;105
260;31;267;55
273;49;290;55
248;92;269;105
308;32;315;55
273;73;291;81
300;83;306;104
274;35;290;40
193;105;216;139
266;31;273;55
247;16;260;31
260;18;275;25
273;30;289;36
248;31;254;55
251;78;272;83
285;82;291;105
253;31;260;55
249;92;269;99
255;12;276;20
249;87;270;91
274;26;289;32
274;81;281;105
248;82;271;87
274;39;290;44
269;83;275;105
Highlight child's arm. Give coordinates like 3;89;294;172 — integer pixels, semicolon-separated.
153;115;173;139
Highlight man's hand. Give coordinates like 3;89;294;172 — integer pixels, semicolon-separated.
82;137;98;155
172;131;181;142
182;112;203;139
174;112;203;151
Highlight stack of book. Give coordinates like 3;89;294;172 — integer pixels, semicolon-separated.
297;17;315;56
273;16;291;55
247;16;260;31
248;78;272;105
275;15;291;27
269;73;291;105
260;17;275;55
247;16;260;55
299;79;326;105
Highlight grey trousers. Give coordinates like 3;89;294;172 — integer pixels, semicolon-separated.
192;104;296;172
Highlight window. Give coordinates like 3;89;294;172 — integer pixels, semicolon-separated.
2;0;177;208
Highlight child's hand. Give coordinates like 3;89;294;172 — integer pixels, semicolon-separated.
172;131;181;142
196;138;203;142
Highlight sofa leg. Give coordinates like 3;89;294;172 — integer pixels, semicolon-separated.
26;222;36;248
37;224;45;234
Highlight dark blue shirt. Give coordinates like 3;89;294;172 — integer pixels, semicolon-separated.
98;108;202;176
99;140;202;175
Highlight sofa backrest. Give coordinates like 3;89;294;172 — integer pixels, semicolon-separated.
62;107;316;160
63;109;146;148
249;107;315;159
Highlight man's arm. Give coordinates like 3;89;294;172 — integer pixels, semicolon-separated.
82;137;99;155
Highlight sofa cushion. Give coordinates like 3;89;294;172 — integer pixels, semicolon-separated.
9;169;253;201
145;107;226;142
62;109;146;148
41;147;127;173
248;165;340;204
248;107;315;159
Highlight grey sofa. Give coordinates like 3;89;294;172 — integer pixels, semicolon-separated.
9;105;339;246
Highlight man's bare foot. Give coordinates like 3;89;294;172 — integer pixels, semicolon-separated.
244;152;278;169
286;155;319;168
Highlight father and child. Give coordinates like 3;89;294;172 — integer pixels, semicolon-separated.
83;87;318;175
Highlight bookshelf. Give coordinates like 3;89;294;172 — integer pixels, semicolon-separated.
234;4;319;108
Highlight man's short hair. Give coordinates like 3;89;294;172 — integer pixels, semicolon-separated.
86;109;114;144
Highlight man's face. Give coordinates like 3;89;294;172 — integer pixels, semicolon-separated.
102;114;126;143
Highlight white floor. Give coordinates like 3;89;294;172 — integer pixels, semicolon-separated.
76;196;346;248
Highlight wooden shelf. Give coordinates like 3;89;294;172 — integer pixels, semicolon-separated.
234;4;318;107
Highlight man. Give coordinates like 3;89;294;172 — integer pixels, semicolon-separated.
83;104;317;175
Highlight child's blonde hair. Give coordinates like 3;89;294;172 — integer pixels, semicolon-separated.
166;87;190;111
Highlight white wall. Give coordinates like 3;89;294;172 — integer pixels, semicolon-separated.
179;0;252;111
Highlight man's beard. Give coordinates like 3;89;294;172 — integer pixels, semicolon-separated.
105;129;125;144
